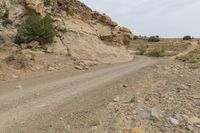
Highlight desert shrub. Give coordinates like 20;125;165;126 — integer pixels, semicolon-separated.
44;0;52;6
177;48;200;64
178;55;199;63
137;44;148;55
162;50;178;57
176;55;190;62
15;13;55;45
189;58;198;63
133;35;139;40
148;36;160;42
183;35;192;40
177;54;200;69
147;47;165;57
189;63;200;69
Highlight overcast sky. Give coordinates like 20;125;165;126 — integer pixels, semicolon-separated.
82;0;200;38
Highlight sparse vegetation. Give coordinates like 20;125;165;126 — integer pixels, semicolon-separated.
15;13;55;45
183;35;192;40
137;44;148;55
177;48;200;63
177;48;200;69
148;36;160;42
147;47;165;57
189;63;200;69
136;42;166;57
131;39;190;57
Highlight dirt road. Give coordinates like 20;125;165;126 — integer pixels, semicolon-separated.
176;41;199;57
0;56;160;133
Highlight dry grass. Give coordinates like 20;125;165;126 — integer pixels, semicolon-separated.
131;39;190;57
147;47;165;57
176;48;200;69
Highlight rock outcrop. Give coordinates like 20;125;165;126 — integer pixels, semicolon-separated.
0;0;134;64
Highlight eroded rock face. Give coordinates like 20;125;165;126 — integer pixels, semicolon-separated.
0;0;134;64
92;12;133;46
0;0;7;17
53;15;133;63
0;26;17;43
8;4;26;25
67;33;133;63
24;0;45;16
52;0;133;47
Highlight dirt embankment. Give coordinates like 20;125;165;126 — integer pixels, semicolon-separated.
0;0;134;81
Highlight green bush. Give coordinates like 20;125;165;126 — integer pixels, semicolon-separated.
189;58;198;63
137;44;148;55
147;47;165;57
148;36;160;42
183;35;192;40
133;35;139;40
15;13;55;45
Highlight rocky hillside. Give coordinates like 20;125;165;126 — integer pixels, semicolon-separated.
0;0;133;65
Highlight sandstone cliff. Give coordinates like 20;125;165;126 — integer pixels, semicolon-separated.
0;0;133;64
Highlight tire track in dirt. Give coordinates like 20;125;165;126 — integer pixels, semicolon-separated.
0;56;160;132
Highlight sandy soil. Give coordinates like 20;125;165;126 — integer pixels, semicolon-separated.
0;42;199;133
0;56;160;133
175;41;199;58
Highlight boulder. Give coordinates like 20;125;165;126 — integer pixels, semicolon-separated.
169;117;179;126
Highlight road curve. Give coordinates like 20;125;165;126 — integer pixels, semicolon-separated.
176;41;199;57
0;56;159;133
